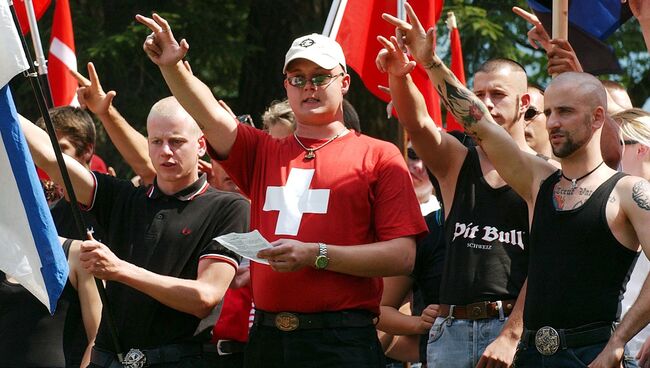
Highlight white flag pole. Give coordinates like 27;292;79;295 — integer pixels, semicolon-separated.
323;0;347;37
21;0;52;106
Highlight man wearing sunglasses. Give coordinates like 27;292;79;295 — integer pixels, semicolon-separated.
138;14;427;368
524;84;553;160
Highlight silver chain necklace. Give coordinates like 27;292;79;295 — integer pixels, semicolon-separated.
293;129;348;160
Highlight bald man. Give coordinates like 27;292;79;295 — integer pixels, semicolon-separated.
416;40;650;366
20;97;250;367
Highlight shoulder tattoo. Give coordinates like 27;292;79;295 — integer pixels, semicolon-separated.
632;180;650;211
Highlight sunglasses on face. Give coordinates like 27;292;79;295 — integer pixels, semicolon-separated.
524;107;543;121
286;73;345;88
407;147;419;161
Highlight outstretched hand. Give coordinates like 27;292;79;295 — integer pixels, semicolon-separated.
136;13;189;67
382;2;436;66
513;6;552;52
71;62;115;116
376;35;416;77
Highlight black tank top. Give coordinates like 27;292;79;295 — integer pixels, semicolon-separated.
524;171;638;329
441;147;529;304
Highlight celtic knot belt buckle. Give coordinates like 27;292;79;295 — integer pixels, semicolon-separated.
534;326;560;356
274;312;299;331
123;348;146;368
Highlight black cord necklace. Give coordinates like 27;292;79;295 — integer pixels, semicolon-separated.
561;161;604;189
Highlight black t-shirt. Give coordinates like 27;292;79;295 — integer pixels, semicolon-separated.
440;147;529;304
88;173;249;351
525;171;638;329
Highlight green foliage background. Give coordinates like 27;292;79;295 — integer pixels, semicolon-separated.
10;0;649;178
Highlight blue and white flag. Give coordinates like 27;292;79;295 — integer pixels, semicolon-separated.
0;0;68;314
0;0;29;87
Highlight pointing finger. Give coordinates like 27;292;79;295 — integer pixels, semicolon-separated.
404;3;426;33
135;14;162;33
70;68;90;87
382;13;413;31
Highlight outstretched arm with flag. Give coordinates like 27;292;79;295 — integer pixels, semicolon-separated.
0;0;67;314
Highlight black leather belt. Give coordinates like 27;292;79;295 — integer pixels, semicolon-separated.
440;299;516;320
213;340;246;355
522;322;614;356
90;343;202;367
254;309;375;331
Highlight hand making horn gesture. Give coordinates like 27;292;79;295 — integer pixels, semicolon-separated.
135;13;189;67
381;2;437;68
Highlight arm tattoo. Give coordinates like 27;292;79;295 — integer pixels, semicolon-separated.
432;75;489;136
632;180;650;211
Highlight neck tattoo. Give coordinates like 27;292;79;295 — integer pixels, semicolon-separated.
561;161;604;190
293;129;348;160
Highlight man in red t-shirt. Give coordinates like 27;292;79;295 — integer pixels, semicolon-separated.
138;13;427;367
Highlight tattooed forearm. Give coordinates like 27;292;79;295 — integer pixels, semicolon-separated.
632;180;650;211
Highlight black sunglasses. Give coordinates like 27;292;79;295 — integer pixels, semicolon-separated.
407;147;419;160
524;107;543;121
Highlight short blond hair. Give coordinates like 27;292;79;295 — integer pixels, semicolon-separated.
262;99;295;131
612;108;650;147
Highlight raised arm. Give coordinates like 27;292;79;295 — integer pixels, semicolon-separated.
376;35;467;181
135;13;238;158
18;115;95;206
383;3;553;201
73;62;156;184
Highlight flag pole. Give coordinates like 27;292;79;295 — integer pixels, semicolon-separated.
22;0;53;107
8;1;124;361
552;0;568;39
323;0;346;37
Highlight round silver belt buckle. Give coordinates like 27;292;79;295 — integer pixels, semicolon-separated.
535;326;560;356
123;348;146;368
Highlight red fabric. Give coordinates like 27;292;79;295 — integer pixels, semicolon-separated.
48;0;77;107
446;25;466;132
89;154;108;174
332;0;444;126
36;166;50;180
216;125;427;314
211;287;253;343
13;0;52;35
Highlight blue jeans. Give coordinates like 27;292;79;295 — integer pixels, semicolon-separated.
426;316;507;367
515;340;638;368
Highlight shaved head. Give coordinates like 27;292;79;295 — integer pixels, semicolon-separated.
148;96;202;138
476;58;528;95
548;72;607;111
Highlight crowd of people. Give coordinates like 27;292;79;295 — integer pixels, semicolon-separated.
2;2;650;368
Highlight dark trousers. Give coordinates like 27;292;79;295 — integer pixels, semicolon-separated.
515;341;638;368
202;352;244;368
244;324;385;368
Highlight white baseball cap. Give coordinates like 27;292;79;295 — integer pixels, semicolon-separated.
283;33;347;74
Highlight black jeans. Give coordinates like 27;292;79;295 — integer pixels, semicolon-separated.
244;324;385;368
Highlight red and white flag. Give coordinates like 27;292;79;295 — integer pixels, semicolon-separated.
48;0;77;106
325;0;444;126
13;0;52;35
445;11;466;132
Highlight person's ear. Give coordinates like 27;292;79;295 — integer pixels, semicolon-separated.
341;73;351;95
197;135;207;157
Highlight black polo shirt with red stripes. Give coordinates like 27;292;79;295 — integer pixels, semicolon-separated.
85;172;249;352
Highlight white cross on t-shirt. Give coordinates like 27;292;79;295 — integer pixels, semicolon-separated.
263;168;330;236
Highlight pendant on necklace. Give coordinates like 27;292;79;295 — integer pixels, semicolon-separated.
571;179;577;190
305;149;316;160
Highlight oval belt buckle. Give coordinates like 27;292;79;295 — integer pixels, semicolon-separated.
123;348;146;368
275;312;299;331
534;326;560;356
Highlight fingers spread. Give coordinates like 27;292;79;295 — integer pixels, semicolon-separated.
404;2;425;32
382;13;412;31
135;14;162;33
70;68;90;87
